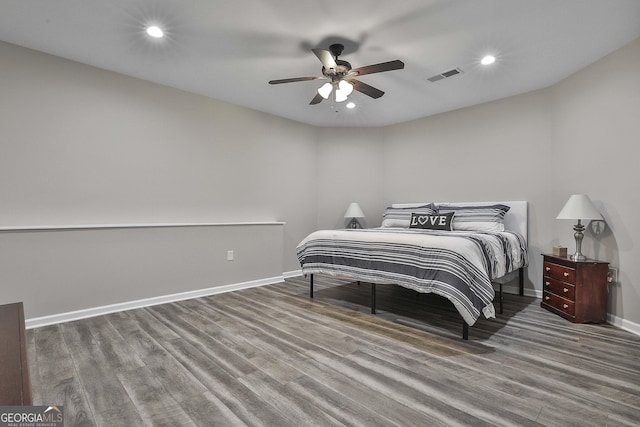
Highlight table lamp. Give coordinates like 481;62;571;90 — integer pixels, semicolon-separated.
556;194;603;261
344;202;365;229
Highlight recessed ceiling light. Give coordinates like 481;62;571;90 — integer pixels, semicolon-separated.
481;55;496;65
346;102;356;109
146;25;164;38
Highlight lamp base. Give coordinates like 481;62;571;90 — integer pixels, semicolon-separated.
349;218;359;229
571;220;586;261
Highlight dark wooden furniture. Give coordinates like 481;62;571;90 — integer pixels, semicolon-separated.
541;254;609;323
0;302;32;405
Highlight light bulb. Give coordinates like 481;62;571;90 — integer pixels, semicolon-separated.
146;25;164;38
317;82;333;99
481;55;495;65
338;80;354;95
335;80;353;102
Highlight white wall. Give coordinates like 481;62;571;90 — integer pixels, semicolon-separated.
316;127;387;230
0;41;317;318
551;37;640;328
0;41;318;271
0;224;284;321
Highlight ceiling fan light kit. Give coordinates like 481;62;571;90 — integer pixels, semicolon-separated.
269;43;404;106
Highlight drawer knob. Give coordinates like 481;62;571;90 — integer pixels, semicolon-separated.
545;267;551;271
563;288;568;293
545;282;550;286
564;272;569;277
545;296;550;301
563;304;568;309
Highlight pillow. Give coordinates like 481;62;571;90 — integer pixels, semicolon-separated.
436;204;510;232
409;212;454;231
381;204;436;228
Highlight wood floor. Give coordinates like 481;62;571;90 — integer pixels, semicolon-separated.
27;275;640;426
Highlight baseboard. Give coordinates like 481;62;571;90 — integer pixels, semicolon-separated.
283;269;302;279
607;313;640;337
25;275;284;329
30;271;636;338
505;286;639;337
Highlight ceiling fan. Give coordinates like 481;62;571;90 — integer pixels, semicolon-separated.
268;43;404;105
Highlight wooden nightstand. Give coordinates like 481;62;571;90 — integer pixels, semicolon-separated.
541;254;609;323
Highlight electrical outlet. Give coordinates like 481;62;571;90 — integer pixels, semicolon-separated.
607;267;618;284
227;250;234;261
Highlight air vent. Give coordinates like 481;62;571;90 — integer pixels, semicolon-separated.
428;67;464;83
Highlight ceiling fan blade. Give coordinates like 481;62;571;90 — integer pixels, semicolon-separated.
351;60;404;76
350;79;385;99
269;76;323;85
309;93;324;105
312;48;338;72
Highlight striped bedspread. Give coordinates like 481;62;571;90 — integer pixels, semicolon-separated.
296;228;528;325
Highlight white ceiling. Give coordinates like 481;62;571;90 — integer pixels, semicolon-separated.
2;0;640;127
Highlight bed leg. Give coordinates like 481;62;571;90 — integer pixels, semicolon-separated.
309;274;314;299
371;283;376;314
499;282;503;315
462;322;468;340
519;267;524;296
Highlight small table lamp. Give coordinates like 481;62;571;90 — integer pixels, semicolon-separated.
344;202;365;229
556;194;603;261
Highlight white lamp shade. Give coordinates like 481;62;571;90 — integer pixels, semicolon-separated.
344;202;365;219
339;80;354;95
317;82;333;99
335;80;354;102
556;194;603;220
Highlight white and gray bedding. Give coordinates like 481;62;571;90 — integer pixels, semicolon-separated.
296;227;528;325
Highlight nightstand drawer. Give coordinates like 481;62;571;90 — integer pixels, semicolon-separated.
542;291;575;317
543;277;576;300
543;261;575;283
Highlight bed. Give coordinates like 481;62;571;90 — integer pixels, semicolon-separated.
296;201;528;339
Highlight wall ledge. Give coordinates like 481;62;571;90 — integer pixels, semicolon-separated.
0;221;285;232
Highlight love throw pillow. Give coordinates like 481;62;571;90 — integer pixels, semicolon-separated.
409;212;454;231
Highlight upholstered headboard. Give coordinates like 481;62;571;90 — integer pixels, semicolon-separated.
391;201;528;243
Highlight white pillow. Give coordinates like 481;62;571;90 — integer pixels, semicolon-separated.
381;204;437;228
436;204;510;232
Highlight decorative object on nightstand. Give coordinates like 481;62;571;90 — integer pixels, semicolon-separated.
552;246;567;257
541;254;609;323
344;202;365;229
556;194;603;261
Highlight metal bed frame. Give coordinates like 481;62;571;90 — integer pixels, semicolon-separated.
307;267;524;340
